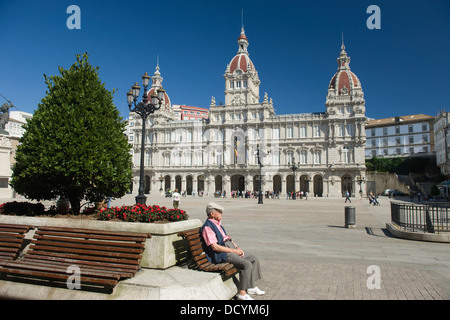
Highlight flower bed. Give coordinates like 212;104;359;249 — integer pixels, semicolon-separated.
0;201;189;223
98;204;188;223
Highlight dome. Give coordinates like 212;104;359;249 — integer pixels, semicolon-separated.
328;69;361;95
328;43;361;95
227;28;256;74
229;54;255;74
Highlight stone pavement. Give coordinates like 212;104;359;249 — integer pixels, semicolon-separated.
113;193;449;300
2;193;449;300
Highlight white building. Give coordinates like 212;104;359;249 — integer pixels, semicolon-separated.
128;28;367;198
1;110;33;197
6;111;33;166
365;114;435;158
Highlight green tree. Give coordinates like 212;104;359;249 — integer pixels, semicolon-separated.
10;53;132;214
430;184;440;196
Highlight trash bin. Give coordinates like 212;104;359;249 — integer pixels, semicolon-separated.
345;206;356;228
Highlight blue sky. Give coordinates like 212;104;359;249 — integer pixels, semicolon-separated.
0;0;449;120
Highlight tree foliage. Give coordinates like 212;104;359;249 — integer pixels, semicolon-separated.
366;156;432;175
10;53;132;213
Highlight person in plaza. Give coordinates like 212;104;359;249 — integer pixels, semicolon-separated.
172;188;181;208
368;191;378;205
201;202;264;300
345;190;351;203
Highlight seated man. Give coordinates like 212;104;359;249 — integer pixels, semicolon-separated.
201;202;265;300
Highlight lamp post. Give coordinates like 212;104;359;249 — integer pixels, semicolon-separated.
288;157;299;200
127;72;165;205
256;144;263;204
357;175;365;198
159;175;164;192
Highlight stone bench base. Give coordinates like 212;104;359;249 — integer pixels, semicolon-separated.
0;266;238;300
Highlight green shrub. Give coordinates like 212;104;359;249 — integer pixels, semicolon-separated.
0;201;45;216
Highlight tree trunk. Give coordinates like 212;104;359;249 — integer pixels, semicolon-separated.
69;195;81;215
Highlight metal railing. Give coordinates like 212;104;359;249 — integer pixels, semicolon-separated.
390;201;450;233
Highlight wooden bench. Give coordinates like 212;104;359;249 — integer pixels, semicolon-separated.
0;226;151;292
177;228;237;278
0;223;33;261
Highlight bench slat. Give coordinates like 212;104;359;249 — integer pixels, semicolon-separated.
0;223;33;261
0;261;122;279
28;244;142;260
32;234;145;249
30;239;144;254
0;242;22;249
27;249;141;265
0;267;119;287
17;257;135;277
36;226;151;239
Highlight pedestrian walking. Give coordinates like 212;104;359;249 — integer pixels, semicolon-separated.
172;188;181;208
345;191;351;203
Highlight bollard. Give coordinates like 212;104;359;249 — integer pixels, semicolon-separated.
345;206;356;229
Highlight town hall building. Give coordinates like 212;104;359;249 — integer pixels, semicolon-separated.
127;27;367;198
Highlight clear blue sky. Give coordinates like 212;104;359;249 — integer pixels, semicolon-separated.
1;0;449;120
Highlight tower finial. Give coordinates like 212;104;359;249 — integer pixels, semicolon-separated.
241;8;244;31
341;32;345;50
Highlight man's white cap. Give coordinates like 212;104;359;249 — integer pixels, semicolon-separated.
206;202;225;215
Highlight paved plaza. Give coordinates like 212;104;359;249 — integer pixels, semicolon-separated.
110;192;450;300
1;193;449;300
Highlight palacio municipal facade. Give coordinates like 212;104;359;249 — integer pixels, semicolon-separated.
127;27;367;198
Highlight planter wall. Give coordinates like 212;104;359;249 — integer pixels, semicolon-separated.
0;215;202;269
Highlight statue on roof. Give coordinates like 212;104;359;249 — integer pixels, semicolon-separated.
0;102;11;135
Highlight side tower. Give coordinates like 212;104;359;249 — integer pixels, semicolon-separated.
325;40;367;197
224;28;261;106
326;41;366;118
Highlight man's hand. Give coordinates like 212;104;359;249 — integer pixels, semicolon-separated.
211;243;244;257
234;247;244;257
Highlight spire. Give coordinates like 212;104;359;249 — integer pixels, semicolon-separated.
151;59;163;88
337;34;350;70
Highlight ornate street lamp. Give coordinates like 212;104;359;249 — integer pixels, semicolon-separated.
256;145;263;204
255;144;270;204
358;175;365;194
288;157;299;200
159;175;164;192
127;72;165;205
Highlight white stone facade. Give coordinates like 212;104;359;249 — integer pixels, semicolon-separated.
128;29;367;198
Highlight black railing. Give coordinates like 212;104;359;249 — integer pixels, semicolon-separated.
391;201;450;233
